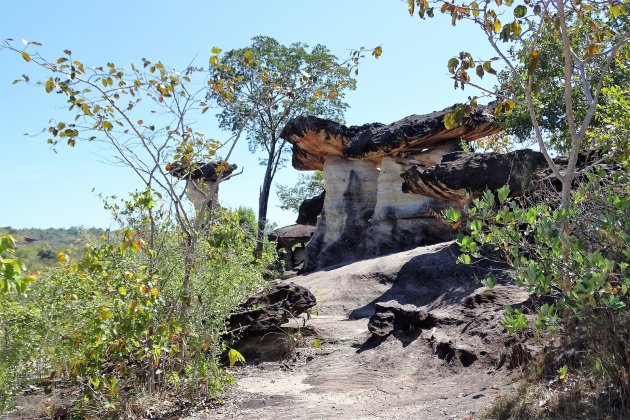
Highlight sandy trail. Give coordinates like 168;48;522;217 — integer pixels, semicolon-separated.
189;242;528;419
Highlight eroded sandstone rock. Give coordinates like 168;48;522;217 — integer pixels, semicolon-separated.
168;161;237;213
280;105;501;271
296;191;325;226
228;282;317;333
401;150;547;203
303;157;379;271
367;155;457;256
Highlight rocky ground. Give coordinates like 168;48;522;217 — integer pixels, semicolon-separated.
188;242;532;420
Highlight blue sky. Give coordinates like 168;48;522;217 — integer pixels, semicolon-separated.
0;0;495;229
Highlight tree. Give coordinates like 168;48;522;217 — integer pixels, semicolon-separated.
207;36;357;258
276;171;324;212
407;0;629;208
495;14;630;154
1;39;275;409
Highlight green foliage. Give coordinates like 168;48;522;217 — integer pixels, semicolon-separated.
497;21;630;153
501;306;528;334
455;168;629;326
0;226;105;271
0;192;273;415
276;171;324;212
450;165;629;391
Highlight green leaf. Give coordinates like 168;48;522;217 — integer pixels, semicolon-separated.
497;185;510;203
471;2;480;17
514;5;527;18
313;338;321;348
447;57;459;74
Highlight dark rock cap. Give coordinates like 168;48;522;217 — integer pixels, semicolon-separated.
269;224;316;249
280;104;501;171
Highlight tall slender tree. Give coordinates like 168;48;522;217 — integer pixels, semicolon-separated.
207;36;357;258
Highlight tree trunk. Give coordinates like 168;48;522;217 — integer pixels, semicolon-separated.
254;131;277;260
255;166;273;259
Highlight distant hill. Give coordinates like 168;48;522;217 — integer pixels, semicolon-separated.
0;226;106;271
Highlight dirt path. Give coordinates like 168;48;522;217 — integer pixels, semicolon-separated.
189;243;529;419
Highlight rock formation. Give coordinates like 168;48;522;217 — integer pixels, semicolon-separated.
228;282;317;361
401;149;606;204
401;149;548;203
268;224;316;271
168;161;237;213
296;191;325;226
280;104;501;271
228;282;316;333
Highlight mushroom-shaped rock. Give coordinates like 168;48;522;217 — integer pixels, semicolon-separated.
168;161;237;213
269;224;316;272
280;104;501;171
281;105;501;271
269;224;315;250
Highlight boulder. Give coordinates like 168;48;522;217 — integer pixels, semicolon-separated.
296;191;325;226
368;300;435;337
228;282;317;333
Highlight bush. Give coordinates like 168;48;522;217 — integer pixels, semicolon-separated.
0;199;277;415
448;163;629;403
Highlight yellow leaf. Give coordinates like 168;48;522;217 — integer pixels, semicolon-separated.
244;50;254;60
21;51;31;62
313;338;321;348
493;18;502;33
45;79;54;93
98;305;113;321
228;348;245;366
372;46;383;59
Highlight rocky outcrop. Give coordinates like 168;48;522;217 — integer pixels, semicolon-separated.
168;161;237;213
401;149;608;204
281;104;500;171
303;157;380;271
228;282;316;333
281;105;500;271
296;191;325;226
368;300;435;337
366;156;457;256
401;150;548;203
269;224;316;272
